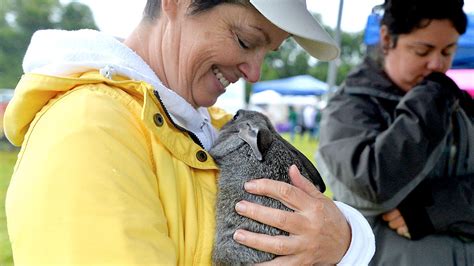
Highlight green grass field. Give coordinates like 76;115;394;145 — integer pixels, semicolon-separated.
0;134;328;266
1;150;17;266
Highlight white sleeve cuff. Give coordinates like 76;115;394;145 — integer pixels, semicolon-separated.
335;201;375;265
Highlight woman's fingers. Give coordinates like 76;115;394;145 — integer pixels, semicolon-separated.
382;209;401;222
387;215;406;229
397;226;411;239
288;164;322;198
382;209;406;230
233;230;299;256
235;200;305;234
382;208;410;238
243;177;319;213
255;254;302;266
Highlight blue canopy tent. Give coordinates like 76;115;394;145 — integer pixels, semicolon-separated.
363;13;474;69
252;75;328;96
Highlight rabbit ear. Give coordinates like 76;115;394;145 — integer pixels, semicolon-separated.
238;123;263;161
276;134;326;192
257;128;272;158
295;150;326;192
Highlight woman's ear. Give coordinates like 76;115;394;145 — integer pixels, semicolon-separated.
380;25;391;53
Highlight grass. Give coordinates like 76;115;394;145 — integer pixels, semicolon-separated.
1;149;17;266
0;135;329;265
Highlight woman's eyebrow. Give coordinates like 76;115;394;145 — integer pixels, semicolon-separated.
249;25;270;45
410;41;458;49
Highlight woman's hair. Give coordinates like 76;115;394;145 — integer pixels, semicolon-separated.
380;0;467;47
143;0;249;21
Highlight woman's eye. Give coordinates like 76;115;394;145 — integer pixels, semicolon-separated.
442;50;454;57
415;50;429;57
237;37;249;49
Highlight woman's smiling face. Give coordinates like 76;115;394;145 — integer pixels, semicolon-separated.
158;2;289;108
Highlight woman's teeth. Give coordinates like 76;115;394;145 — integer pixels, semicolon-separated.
213;67;230;87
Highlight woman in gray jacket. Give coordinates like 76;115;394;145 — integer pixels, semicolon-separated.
316;0;474;264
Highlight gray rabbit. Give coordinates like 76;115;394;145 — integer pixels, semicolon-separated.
209;109;326;265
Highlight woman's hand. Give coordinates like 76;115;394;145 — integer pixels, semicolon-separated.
233;165;351;265
382;209;411;239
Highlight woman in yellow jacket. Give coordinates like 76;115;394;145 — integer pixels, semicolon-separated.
4;0;375;265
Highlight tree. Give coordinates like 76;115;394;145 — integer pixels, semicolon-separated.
309;29;365;85
259;13;365;87
261;39;311;81
0;0;98;88
59;2;97;30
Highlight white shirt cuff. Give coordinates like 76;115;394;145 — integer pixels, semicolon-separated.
335;201;375;265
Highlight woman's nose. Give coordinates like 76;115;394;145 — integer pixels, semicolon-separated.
427;54;447;72
238;52;265;83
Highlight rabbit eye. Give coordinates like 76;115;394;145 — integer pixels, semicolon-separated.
233;112;240;121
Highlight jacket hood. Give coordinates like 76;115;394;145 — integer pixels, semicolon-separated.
23;29;151;78
5;29;219;149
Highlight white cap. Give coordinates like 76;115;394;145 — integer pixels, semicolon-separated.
250;0;340;61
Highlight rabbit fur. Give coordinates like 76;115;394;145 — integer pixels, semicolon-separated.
209;109;326;265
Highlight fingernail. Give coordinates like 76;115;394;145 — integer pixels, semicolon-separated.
291;164;299;173
404;232;412;239
233;231;245;242
244;181;256;191
235;202;247;213
399;227;407;234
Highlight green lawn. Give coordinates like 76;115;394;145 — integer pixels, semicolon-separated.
0;135;328;266
1;150;17;266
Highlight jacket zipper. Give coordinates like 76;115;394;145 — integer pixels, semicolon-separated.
153;90;206;149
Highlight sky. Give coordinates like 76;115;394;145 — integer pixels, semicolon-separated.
64;0;474;38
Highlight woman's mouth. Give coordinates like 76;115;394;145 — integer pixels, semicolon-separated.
212;66;230;88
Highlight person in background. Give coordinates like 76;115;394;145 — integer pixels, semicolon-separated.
302;104;318;141
3;0;375;264
313;106;322;139
316;0;473;264
288;105;299;141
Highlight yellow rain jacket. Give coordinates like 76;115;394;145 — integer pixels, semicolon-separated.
4;71;232;265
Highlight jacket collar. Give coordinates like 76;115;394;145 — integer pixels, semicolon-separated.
342;57;405;100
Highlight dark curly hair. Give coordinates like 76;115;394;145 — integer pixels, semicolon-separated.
381;0;467;47
143;0;249;21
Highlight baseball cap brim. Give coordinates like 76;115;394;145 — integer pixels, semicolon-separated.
250;0;340;61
